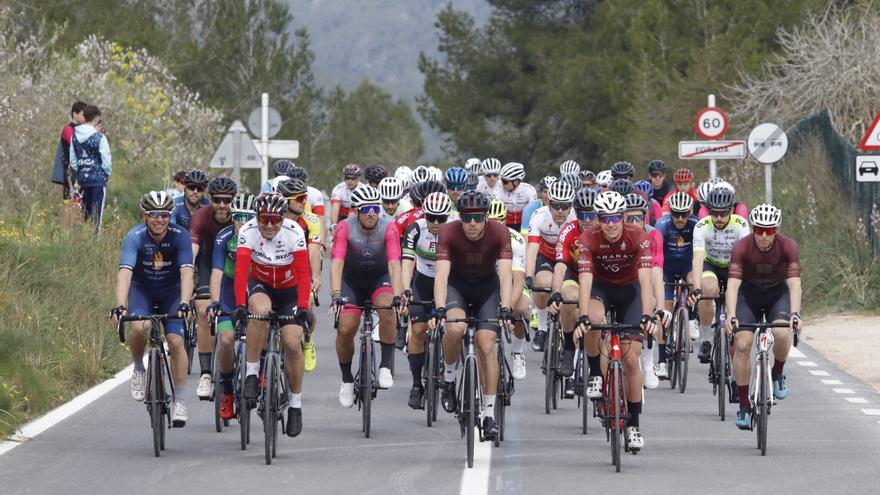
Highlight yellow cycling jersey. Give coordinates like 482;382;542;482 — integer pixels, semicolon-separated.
298;211;322;244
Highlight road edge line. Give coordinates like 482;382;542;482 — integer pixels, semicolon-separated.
459;436;492;495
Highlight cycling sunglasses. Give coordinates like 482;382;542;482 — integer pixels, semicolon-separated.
146;211;171;219
501;178;516;185
650;172;664;178
461;212;486;223
549;202;571;211
426;214;448;224
286;193;308;203
186;185;206;192
447;184;465;191
233;213;255;223
576;211;597;221
359;205;381;216
709;209;731;218
344;175;360;181
258;214;283;226
625;215;645;224
671;211;690;219
598;215;622;224
754;226;777;236
212;196;233;205
484;173;499;179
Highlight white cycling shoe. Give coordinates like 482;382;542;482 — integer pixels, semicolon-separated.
626;426;644;451
688;320;700;340
587;376;603;399
338;382;355;408
130;370;146;402
511;353;527;380
171;402;188;427
196;373;213;400
644;367;660;389
654;363;668;379
378;367;393;389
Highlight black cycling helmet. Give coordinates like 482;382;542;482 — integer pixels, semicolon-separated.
647;159;667;173
184;169;209;187
707;185;736;209
456;190;490;212
364;164;388;183
276;178;307;197
573;188;596;211
610;178;633;196
272;159;296;177
208;176;238;196
288;166;310;183
610;161;635;179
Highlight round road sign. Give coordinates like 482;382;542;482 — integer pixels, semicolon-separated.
747;123;788;164
695;107;729;140
247;106;282;138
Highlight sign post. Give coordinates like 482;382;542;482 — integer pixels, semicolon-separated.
747;123;789;204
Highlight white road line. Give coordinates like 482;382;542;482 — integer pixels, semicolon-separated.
788;347;805;359
821;379;843;385
833;388;855;394
0;364;133;456
846;398;869;404
797;361;817;367
459;436;492;495
861;409;880;416
809;370;831;376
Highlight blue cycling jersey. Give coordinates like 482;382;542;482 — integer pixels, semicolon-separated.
170;195;209;230
654;213;698;264
119;223;194;287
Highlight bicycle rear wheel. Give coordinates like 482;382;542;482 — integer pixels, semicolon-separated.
426;334;436;427
578;350;588;435
264;352;277;465
717;330;726;421
148;348;161;458
494;351;506;447
361;338;373;439
610;362;622;473
677;308;689;393
668;314;679;389
212;335;223;432
759;353;769;456
238;343;250;450
544;321;558;414
465;356;477;468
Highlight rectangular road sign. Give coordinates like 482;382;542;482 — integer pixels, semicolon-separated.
678;140;747;160
250;139;299;159
856;156;880;182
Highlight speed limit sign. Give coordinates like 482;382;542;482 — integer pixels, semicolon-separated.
695;106;729;140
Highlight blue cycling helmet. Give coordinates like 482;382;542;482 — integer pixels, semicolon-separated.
445;166;468;186
633;180;654;197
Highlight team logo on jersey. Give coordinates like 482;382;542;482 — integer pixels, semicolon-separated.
362;247;375;259
620;241;627;251
151;251;169;271
676;235;685;247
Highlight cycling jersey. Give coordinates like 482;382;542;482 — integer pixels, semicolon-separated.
697;202;748;220
577;225;652;285
331;216;402;280
307;186;325;216
654;214;698;271
212;225;238;279
519;198;544;235
555;219;583;272
508;227;525;273
527;206;575;259
692;214;750;268
402;218;438;278
119;224;193;287
651;180;672;204
728;234;801;288
396;207;424;235
476;176;503;200
644;224;664;269
293;211;322;245
498;182;537;228
189;207;232;257
170;195;209;230
234;218;310;309
436;220;512;284
379;205;400;223
399;193;414;213
331;181;358;221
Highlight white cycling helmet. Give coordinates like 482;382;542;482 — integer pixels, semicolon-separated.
268;175;289;192
668;191;694;213
697;178;723;203
411;166;431;184
481;157;502;175
594;191;626;215
422;192;453;216
500;162;526;181
464;158;481;173
350;185;382;208
749;204;782;228
596;170;613;188
378;177;403;201
560;159;581;176
547;180;575;203
394;165;413;189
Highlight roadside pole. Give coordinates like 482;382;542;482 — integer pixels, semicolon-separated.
260;93;270;185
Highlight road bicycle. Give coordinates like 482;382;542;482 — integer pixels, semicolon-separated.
665;277;692;393
409;300;443;427
697;283;733;421
533;287;577;415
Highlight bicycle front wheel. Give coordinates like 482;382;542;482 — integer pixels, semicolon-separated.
264;353;277;465
148;348;161;458
465;357;477;468
610;362;622;473
544;321;558;414
495;352;506;447
362;338;373;439
238;343;250;450
578;351;588;435
759;353;769;456
668;313;680;389
426;335;436;427
717;330;726;421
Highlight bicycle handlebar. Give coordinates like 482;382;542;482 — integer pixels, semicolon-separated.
530;287;552;293
116;313;184;343
734;321;799;346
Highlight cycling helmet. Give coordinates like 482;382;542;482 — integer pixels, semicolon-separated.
706;185;736;209
557;173;579;191
445;166;468;186
749;204;782;228
409;180;446;206
267;175;289;192
673;168;694;183
481;158;502;175
394;165;413;188
422;180;446;196
364;164;388;183
610;178;633;196
500;162;526;181
255;192;289;214
647;159;667;173
625;193;648;212
594;191;626;216
465;171;479;191
429;166;443;182
464;158;481;172
560;160;581;176
422;192;453;216
596;170;613;187
272;159;296;177
488;199;507;221
411;166;431;184
716;180;735;194
548;180;575;203
538;176;558;191
140;190;173;212
276;178;307;197
350;185;382;208
697;178;723;203
610;161;635;179
573;188;597;211
668;191;694;213
457;190;490;212
579;170;596;182
288;166;310;183
184;169;209;187
378;177;403;201
208;176;238;196
343;164;361;177
231;193;256;214
633;180;654;197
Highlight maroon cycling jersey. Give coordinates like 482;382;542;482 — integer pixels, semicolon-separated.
728;234;801;288
189;206;232;257
436;220;512;283
577;224;652;285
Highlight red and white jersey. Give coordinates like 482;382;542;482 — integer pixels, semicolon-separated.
476;176;503;200
498;182;537;227
527;205;574;259
307;186;325;216
234;218;310;308
331;181;358;218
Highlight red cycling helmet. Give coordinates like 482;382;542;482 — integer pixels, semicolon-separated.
674;168;694;184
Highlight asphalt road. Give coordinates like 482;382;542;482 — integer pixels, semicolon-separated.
3;306;880;494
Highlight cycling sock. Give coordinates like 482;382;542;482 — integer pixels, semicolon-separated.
340;362;354;383
175;385;187;404
380;343;394;369
658;343;668;363
738;385;750;409
587;354;601;377
246;361;259;377
537;309;548;331
562;331;575;351
220;371;234;394
199;352;212;375
482;395;495;419
626;401;641;427
511;336;525;354
772;359;785;377
444;365;456;383
700;325;711;343
289;392;302;408
408;352;425;387
133;358;146;373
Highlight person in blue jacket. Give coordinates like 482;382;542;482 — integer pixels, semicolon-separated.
69;104;111;234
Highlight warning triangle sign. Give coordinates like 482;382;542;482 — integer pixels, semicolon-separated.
858;111;880;151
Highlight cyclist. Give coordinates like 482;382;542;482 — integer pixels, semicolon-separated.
111;191;194;427
696;180;748;220
572;191;660;452
498;162;537;230
520;176;557;235
331;164;362;224
465;170;479;192
191;176;237;400
288;165;326;217
232;192;311;437
476;157;503;200
488;199;529;380
396;180;447;234
661;168;700;215
170;169;210;229
596;170;613;191
525;181;575;356
646;160;671;204
633;180;663;226
548;187;598;397
411;166;432;185
464;157;481;174
378;177;404;221
653;191;699;379
725;204;801;430
444;166;468;205
277;178;324;372
401;192;454;408
687;185;750;364
580;170;596;190
610;178;654;225
365;164;388;188
395;165;414;212
207;193;255;420
430;191;514;440
260;159;297;193
329;186;407;407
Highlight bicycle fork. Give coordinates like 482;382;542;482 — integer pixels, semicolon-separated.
749;331;776;413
